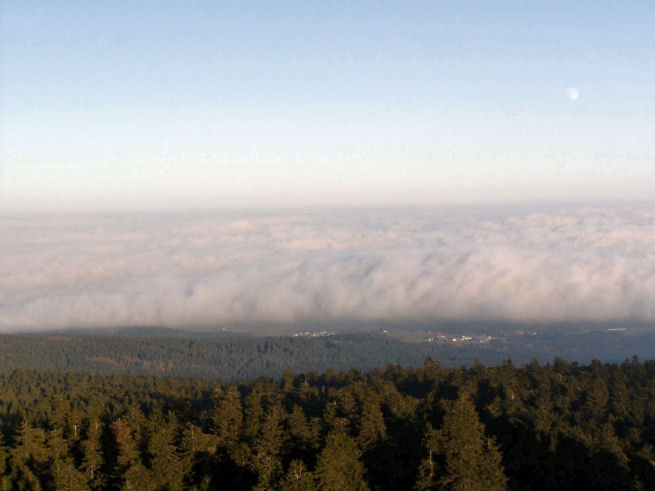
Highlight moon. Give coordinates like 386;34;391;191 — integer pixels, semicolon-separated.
567;87;580;101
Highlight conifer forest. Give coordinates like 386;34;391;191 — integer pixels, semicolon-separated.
2;357;655;489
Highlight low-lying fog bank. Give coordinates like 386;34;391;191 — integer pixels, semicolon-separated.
2;203;654;331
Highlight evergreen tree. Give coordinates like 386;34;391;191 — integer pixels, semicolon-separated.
81;420;105;489
280;460;316;491
416;397;506;491
252;405;285;489
111;418;154;490
243;390;265;441
284;405;319;465
179;423;217;487
47;429;87;490
148;414;184;490
7;419;48;489
212;386;243;451
0;443;9;490
314;431;368;491
357;399;387;451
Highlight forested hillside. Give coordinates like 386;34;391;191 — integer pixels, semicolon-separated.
2;329;655;380
2;358;655;489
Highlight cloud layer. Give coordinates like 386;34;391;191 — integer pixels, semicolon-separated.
2;204;655;331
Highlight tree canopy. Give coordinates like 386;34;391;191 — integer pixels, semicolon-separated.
1;356;655;489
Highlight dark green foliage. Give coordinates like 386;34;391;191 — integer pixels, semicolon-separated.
314;431;368;491
81;420;105;488
2;357;655;488
416;397;506;490
280;459;316;490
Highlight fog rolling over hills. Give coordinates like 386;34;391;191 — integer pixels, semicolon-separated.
2;203;654;333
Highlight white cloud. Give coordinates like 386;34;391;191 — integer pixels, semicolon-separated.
1;204;655;331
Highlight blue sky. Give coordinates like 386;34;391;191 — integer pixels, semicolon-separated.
1;1;654;211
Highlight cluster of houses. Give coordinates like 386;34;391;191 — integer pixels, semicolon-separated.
426;333;495;344
292;330;336;338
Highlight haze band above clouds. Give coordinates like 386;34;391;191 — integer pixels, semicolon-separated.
2;204;654;331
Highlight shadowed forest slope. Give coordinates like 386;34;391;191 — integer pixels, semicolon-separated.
2;329;655;380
